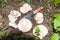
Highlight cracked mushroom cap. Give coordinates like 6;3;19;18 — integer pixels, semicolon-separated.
33;25;48;39
20;3;32;13
8;15;17;22
9;22;17;28
8;10;21;22
34;12;44;24
17;18;32;32
23;3;32;11
10;10;21;17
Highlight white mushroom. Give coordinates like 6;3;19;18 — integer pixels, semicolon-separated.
35;12;43;18
10;10;21;17
20;7;28;13
17;18;32;32
33;25;48;39
8;10;21;22
23;3;32;11
8;15;17;22
34;12;44;24
9;22;17;28
20;3;32;13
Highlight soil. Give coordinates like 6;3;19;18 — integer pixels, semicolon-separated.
0;0;60;40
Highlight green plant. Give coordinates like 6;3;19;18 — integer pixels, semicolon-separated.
50;0;60;6
0;0;3;4
13;36;21;40
53;13;60;32
35;26;40;36
0;0;5;7
0;31;6;37
25;0;30;4
50;13;60;40
18;0;22;2
13;35;35;40
50;33;60;40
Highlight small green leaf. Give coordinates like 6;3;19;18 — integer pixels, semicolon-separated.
1;31;6;37
50;0;60;6
18;0;21;2
53;18;60;29
0;0;4;4
57;27;60;32
35;26;40;35
54;14;60;17
35;26;40;32
53;0;60;6
25;0;30;4
50;33;59;40
53;13;60;32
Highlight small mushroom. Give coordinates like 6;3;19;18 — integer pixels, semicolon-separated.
9;22;17;28
8;10;21;22
17;18;32;32
23;3;32;11
10;10;21;17
33;25;48;39
20;3;32;13
8;15;17;22
34;12;44;24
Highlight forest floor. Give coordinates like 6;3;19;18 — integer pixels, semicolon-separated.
0;0;60;40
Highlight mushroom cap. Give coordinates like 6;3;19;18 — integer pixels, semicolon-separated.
34;12;44;24
8;10;21;22
20;7;28;13
35;17;44;24
35;12;43;18
10;10;21;17
8;15;17;22
18;18;32;32
9;22;17;28
33;25;48;39
20;3;32;13
23;3;32;11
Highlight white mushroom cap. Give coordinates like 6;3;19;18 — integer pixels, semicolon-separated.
35;12;43;18
8;15;17;22
8;10;21;22
34;12;44;24
33;25;48;39
20;3;32;13
9;22;17;28
18;18;32;32
23;3;32;11
10;10;21;17
35;17;44;24
20;7;28;13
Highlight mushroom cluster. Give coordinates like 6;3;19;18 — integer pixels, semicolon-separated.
8;3;48;39
8;10;21;28
33;12;48;39
8;3;32;30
